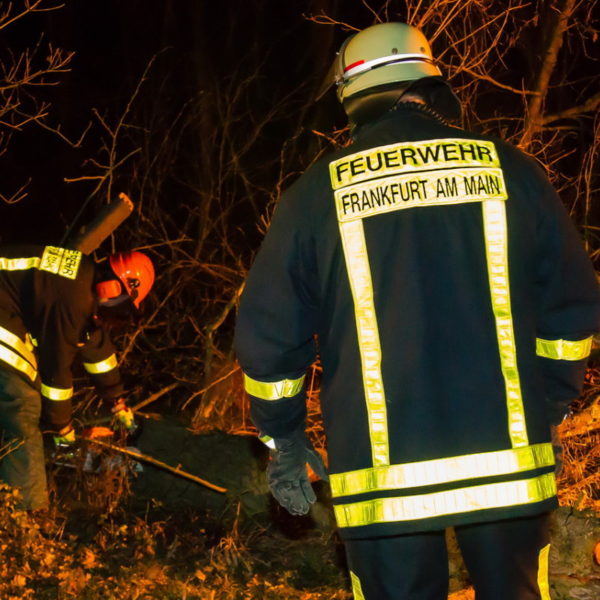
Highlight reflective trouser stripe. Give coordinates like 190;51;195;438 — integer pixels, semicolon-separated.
0;345;37;381
483;200;528;448
537;544;551;600
339;219;389;467
243;373;305;400
0;326;37;368
334;472;556;528
350;571;366;600
330;443;554;496
536;336;593;361
40;383;73;401
83;354;118;374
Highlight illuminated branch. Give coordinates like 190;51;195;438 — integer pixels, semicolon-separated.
520;0;578;148
542;90;600;124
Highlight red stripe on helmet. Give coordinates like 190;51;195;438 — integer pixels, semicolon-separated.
344;59;365;73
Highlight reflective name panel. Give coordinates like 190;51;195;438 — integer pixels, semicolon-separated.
330;138;502;190
243;373;305;401
335;167;507;222
334;473;556;528
39;246;82;280
536;337;593;361
330;443;554;497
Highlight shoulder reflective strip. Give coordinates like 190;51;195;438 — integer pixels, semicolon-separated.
40;384;73;401
350;572;366;600
0;345;37;381
329;443;554;497
482;199;528;448
537;544;551;600
343;53;438;79
39;246;82;280
0;257;41;271
339;220;389;467
536;337;593;361
334;472;556;528
0;325;37;368
83;354;118;374
243;374;305;401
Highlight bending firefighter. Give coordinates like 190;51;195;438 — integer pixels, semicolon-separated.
0;244;154;510
234;23;600;600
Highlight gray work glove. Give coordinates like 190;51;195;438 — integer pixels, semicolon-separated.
265;429;328;516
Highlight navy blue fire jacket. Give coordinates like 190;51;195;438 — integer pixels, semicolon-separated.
234;104;600;539
0;244;124;429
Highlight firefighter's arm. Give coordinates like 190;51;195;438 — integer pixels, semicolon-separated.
234;183;319;439
534;171;600;425
79;325;124;402
234;185;326;514
37;307;81;431
38;345;77;431
243;374;328;515
79;326;135;431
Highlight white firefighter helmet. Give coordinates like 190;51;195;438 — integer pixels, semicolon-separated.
332;22;442;102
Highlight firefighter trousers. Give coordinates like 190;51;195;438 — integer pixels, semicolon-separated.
344;512;552;600
0;368;48;510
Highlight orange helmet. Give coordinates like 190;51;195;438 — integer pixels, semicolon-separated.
108;251;154;308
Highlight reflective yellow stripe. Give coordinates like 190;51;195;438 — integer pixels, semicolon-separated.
537;544;551;600
330;443;554;497
334;472;556;528
0;345;37;381
350;572;366;600
243;374;305;401
259;435;276;449
0;325;37;368
0;246;82;280
83;354;118;374
536;337;592;361
40;383;73;401
483;200;528;448
0;257;41;270
339;220;389;467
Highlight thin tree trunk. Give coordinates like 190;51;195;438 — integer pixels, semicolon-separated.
520;0;577;148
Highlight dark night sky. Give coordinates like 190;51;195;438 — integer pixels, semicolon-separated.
2;0;354;243
2;1;597;246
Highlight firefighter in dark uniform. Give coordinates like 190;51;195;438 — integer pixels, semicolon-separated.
234;22;600;600
0;244;154;510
